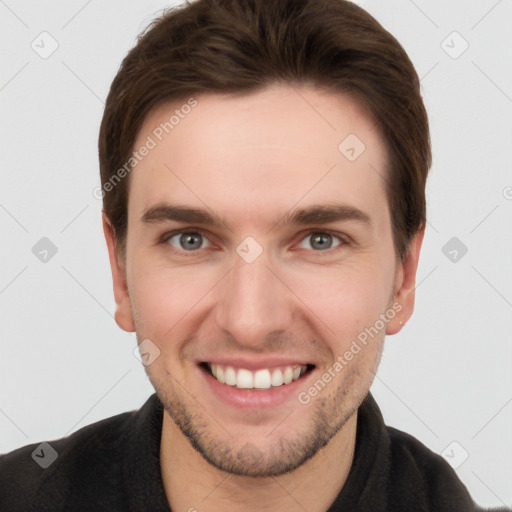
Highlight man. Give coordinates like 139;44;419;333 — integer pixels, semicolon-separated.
0;0;508;511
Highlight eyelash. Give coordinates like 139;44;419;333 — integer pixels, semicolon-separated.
157;228;351;256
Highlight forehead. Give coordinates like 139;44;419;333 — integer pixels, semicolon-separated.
128;84;389;230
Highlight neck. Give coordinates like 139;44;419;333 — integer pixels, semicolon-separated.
160;411;357;512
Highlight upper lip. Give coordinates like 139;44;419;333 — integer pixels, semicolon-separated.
199;357;314;371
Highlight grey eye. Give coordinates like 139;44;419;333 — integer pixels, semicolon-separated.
168;232;210;251
298;232;342;251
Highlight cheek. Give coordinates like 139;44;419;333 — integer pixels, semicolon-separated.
283;260;393;340
128;257;218;339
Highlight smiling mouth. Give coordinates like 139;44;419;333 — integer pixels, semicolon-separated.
200;362;315;390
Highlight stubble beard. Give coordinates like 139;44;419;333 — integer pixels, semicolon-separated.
148;362;374;477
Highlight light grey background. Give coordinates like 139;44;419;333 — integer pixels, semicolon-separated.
1;0;511;508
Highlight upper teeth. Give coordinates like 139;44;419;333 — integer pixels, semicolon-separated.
208;363;307;390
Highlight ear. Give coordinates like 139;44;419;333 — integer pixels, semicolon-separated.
102;212;135;333
386;228;425;335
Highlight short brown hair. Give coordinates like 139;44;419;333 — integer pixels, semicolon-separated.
99;0;431;261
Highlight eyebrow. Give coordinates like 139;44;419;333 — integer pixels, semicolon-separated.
140;202;372;232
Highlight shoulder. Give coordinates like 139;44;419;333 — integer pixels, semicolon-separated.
386;426;477;511
0;409;136;512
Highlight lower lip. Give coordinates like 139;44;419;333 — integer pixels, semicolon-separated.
199;365;313;409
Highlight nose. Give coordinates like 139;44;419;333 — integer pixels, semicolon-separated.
214;247;295;349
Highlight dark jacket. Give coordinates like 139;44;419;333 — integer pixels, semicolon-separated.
0;393;507;511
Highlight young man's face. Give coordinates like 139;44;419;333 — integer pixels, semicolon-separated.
104;84;422;476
